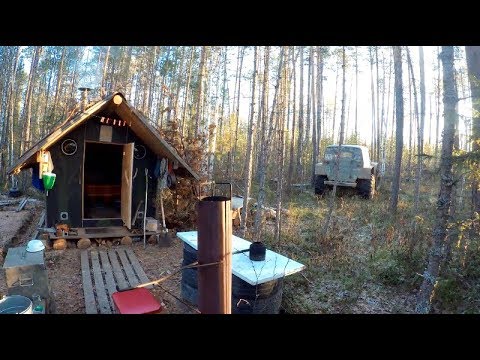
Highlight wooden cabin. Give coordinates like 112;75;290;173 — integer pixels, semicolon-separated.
8;92;199;229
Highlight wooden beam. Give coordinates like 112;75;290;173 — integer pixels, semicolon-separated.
124;248;152;288
99;251;118;303
31;210;46;240
116;248;139;287
107;249;128;290
0;199;21;207
80;251;98;314
90;251;112;314
16;198;28;212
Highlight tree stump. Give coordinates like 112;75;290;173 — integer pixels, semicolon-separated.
121;236;133;246
53;238;67;250
77;238;91;249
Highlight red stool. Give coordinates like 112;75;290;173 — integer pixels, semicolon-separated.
112;288;163;314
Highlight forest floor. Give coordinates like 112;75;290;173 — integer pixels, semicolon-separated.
251;177;479;314
0;198;197;314
1;178;478;314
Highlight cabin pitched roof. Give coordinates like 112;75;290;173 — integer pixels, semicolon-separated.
7;92;199;180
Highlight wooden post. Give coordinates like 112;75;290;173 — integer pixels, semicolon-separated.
197;193;232;314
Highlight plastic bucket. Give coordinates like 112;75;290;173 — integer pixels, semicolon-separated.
0;295;33;314
42;172;56;191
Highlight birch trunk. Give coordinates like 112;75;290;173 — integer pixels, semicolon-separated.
390;46;404;213
416;46;457;314
240;47;258;237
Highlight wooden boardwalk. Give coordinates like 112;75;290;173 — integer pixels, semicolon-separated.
80;247;152;314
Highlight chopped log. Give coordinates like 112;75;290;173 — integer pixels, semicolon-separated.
113;94;123;105
53;238;67;250
120;236;133;246
77;238;91;250
233;217;241;227
147;234;157;244
56;224;70;232
112;238;121;246
106;240;113;247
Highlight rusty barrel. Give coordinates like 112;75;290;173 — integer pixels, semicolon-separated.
197;195;232;314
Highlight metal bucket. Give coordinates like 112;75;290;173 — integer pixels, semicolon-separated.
0;295;33;314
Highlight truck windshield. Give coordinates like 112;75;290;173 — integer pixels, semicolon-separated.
325;147;362;162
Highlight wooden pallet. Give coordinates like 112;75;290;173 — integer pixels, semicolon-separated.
80;247;152;314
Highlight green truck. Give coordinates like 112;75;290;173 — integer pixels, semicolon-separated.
314;145;380;199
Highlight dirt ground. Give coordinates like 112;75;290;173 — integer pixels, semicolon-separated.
0;202;196;314
45;241;195;314
0;208;34;254
0;199;44;299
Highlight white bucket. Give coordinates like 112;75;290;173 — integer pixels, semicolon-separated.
0;295;33;314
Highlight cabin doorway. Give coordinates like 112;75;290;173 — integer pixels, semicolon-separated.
83;142;134;228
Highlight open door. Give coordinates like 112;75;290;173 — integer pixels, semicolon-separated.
121;143;134;229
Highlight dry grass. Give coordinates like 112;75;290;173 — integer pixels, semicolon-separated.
254;177;480;314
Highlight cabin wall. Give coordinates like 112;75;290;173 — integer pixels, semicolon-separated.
46;125;85;227
46;118;158;228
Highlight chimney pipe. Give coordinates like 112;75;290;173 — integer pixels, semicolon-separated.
78;87;92;112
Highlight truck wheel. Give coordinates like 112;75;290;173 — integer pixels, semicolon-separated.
314;175;327;195
357;174;375;199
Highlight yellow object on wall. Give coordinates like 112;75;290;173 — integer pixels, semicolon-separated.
36;150;54;179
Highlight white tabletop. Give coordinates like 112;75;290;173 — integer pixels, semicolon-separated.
177;231;305;285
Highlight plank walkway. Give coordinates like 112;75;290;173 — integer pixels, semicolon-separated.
80;247;152;314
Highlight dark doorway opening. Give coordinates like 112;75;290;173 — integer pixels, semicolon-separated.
83;142;123;219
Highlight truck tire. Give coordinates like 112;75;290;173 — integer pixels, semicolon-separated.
181;282;198;305
232;282;284;314
357;174;375;199
314;175;328;195
182;267;198;288
232;276;283;300
183;243;198;264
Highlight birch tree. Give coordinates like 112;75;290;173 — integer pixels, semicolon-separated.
390;46;404;213
240;47;258;236
416;46;458;314
465;46;480;214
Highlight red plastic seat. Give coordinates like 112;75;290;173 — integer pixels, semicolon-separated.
112;288;162;314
